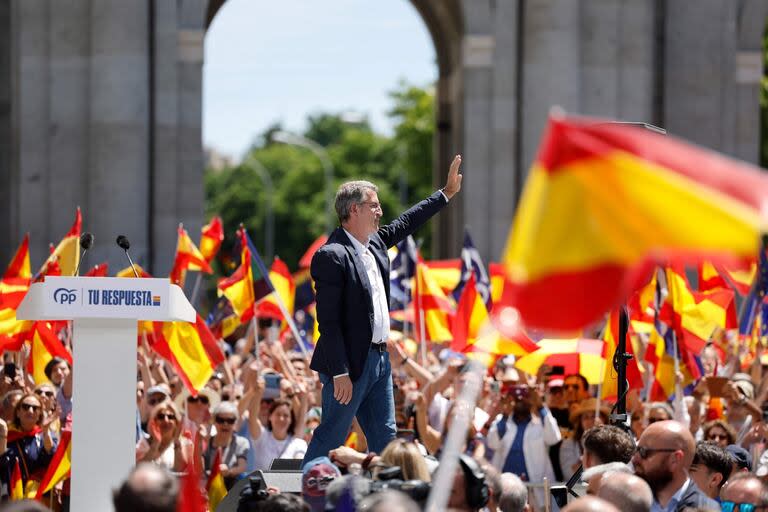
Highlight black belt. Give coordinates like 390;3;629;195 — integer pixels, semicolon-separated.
370;342;387;352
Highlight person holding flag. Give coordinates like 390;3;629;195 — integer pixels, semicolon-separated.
302;155;463;465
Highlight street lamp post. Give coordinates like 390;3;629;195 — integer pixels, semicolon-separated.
248;158;275;262
271;131;335;233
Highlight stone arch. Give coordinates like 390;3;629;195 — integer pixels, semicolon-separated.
203;0;466;257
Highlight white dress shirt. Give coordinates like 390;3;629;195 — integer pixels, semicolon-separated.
333;229;389;378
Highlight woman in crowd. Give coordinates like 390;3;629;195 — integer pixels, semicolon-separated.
248;376;307;470
377;438;431;482
559;398;609;480
0;393;58;496
703;419;737;448
203;402;249;489
136;400;191;472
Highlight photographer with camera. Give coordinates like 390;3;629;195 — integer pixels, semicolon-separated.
486;383;560;509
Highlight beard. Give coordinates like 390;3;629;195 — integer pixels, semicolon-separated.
636;464;674;494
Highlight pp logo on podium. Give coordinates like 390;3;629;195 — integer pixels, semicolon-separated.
53;288;78;305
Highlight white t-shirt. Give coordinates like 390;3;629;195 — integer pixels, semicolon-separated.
251;429;307;471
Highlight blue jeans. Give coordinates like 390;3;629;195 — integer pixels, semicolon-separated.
302;349;396;465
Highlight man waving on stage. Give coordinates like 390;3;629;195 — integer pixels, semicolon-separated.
302;155;463;464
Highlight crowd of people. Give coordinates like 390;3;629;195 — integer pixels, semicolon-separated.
0;318;767;511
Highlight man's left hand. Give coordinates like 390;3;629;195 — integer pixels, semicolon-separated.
443;155;463;199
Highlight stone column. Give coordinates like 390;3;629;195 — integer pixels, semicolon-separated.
87;1;150;268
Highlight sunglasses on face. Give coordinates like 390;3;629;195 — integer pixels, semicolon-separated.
721;501;757;512
156;413;177;422
305;475;336;490
221;394;242;402
563;384;581;390
148;397;165;406
20;403;41;413
647;417;667;424
215;416;236;425
35;389;55;398
187;395;209;405
707;433;729;441
635;446;678;459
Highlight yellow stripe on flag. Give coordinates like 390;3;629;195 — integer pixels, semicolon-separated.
162;322;214;392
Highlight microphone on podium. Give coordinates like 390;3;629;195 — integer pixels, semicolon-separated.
73;232;95;276
116;235;140;278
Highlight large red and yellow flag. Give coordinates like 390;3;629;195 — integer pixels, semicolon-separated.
35;430;71;498
502;115;768;332
169;225;213;287
413;260;453;342
0;235;34;351
39;208;81;277
256;257;295;324
200;216;224;264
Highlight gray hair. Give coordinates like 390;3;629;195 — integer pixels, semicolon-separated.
598;471;653;512
498;472;528;512
581;461;632;482
335;180;378;223
212;401;239;420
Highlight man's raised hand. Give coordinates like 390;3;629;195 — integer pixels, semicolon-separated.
443;154;463;199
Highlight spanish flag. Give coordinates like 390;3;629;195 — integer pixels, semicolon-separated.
83;262;109;277
413;260;453;342
0;235;34;351
35;430;71;498
151;315;216;394
502;115;768;332
256;257;295;324
206;448;227;511
28;322;72;385
169;225;213;287
39;208;81;278
10;459;23;500
200;216;225;264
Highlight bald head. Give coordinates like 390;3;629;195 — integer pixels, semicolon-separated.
113;463;178;512
643;420;695;466
562;495;620;512
598;471;653;512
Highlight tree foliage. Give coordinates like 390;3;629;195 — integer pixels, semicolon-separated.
205;81;436;270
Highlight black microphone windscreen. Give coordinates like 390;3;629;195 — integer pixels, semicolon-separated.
116;235;130;250
80;232;94;250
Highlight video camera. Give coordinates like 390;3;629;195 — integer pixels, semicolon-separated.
236;473;269;512
353;465;431;508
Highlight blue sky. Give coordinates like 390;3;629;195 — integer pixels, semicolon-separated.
203;0;437;160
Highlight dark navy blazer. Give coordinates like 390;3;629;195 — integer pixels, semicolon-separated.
309;190;448;381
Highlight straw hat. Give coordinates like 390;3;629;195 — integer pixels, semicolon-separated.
569;397;611;426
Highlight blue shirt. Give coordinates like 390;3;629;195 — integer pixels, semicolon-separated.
501;416;530;479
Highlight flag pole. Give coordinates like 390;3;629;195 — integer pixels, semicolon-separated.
189;272;203;309
268;293;310;359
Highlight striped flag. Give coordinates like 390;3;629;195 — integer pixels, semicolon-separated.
38;208;81;278
35;430;71;498
0;235;34;351
27;322;72;385
413;260;454;342
169;225;213;287
200;216;225;264
502;115;768;332
206;448;227;511
10;459;23;500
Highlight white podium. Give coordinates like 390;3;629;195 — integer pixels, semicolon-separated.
17;276;195;512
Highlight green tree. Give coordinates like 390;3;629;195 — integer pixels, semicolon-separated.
205;81;436;271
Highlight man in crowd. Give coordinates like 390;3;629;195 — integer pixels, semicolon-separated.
303;157;462;464
597;470;654;512
497;472;530;512
689;441;732;500
631;420;719;511
581;424;635;469
487;385;560;508
112;463;178;512
719;472;768;511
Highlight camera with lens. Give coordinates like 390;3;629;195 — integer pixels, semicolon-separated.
366;465;431;507
236;473;269;512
